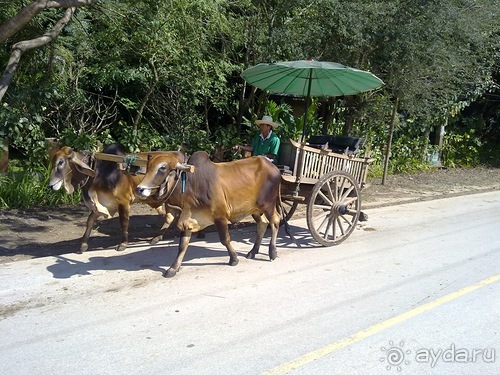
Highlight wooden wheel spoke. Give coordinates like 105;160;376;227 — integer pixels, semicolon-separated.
343;210;357;218
342;196;358;205
319;187;334;206
341;196;359;212
340;185;355;201
313;203;331;211
326;179;335;201
337;176;347;200
331;177;341;201
328;215;336;240
323;216;334;240
315;212;329;232
336;216;346;236
339;214;353;225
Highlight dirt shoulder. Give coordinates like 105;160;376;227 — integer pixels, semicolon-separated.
362;166;499;208
1;166;498;264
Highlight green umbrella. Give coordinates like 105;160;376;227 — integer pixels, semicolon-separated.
241;59;384;140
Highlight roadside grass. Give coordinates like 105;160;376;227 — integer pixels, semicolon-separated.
0;166;81;210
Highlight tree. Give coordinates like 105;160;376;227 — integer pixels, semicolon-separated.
0;0;98;101
1;0;498;172
377;0;498;182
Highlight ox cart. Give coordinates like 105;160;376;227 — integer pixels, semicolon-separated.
92;134;373;247
238;60;381;247
277;136;373;246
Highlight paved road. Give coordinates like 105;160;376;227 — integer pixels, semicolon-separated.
1;191;499;374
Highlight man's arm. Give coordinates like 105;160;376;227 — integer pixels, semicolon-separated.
234;144;254;153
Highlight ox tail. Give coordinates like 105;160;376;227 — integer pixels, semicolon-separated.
278;184;296;245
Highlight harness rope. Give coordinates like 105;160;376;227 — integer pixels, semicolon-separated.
49;168;73;189
77;153;95;188
151;169;189;215
146;170;183;201
123;154;139;174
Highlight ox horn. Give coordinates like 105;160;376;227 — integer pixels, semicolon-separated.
175;162;195;173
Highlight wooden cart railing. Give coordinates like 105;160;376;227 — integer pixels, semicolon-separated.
278;139;374;189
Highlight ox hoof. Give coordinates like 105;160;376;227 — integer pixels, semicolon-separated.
164;268;178;278
229;258;239;267
269;249;277;261
150;236;161;245
116;243;127;252
79;244;88;254
246;251;258;259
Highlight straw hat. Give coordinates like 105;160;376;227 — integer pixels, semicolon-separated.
255;115;280;129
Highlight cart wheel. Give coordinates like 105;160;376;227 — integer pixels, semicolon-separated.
306;171;361;246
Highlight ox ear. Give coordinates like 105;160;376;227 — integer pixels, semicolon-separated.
175;162;195;173
74;162;97;177
69;153;96;177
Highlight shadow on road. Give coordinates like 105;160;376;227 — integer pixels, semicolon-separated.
44;221;319;279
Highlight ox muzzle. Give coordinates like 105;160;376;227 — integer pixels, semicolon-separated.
136;162;194;200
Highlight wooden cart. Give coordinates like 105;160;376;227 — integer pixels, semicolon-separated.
278;138;373;246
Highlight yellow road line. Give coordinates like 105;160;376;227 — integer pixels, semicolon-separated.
263;274;500;375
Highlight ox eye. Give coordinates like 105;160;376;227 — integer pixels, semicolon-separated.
159;165;167;172
58;159;64;166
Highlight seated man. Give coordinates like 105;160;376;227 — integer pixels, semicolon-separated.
233;115;281;164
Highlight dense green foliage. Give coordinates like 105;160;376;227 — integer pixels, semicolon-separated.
0;0;499;208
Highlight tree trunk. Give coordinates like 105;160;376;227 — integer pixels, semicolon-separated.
342;96;357;136
204;97;210;135
236;80;246;138
382;96;400;185
436;116;447;165
0;8;75;102
320;98;335;134
0;0;97;44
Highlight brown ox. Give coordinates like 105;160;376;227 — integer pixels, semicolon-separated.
135;150;283;278
49;143;186;253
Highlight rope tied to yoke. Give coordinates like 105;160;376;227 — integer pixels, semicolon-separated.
123;154;139;174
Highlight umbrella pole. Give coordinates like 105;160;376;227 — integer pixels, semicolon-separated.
300;70;313;143
295;71;313;196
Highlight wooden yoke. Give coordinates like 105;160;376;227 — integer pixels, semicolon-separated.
94;152;148;174
94;152;195;174
94;152;148;166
